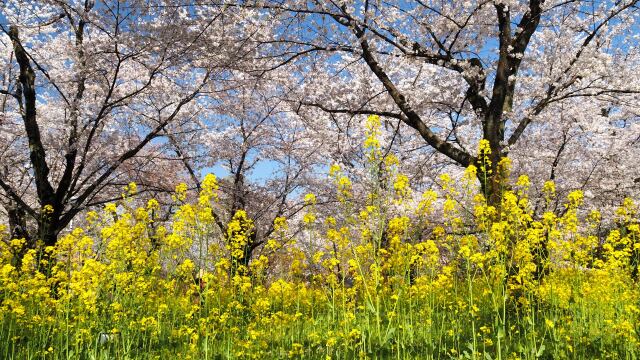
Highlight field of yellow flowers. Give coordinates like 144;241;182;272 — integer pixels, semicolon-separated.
1;117;639;359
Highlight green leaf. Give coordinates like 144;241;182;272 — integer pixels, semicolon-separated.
384;327;396;342
366;300;376;314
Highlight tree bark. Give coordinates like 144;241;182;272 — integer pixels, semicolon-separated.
7;200;29;242
9;26;61;250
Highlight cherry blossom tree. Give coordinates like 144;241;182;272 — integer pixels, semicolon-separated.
0;0;258;249
2;0;640;259
192;75;327;265
250;0;640;206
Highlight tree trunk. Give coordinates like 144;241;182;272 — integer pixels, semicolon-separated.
7;200;30;243
475;143;510;207
38;216;59;249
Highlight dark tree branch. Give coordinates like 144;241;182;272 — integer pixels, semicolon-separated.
349;23;473;166
8;26;56;209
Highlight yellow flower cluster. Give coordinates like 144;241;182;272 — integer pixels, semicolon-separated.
0;134;639;359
